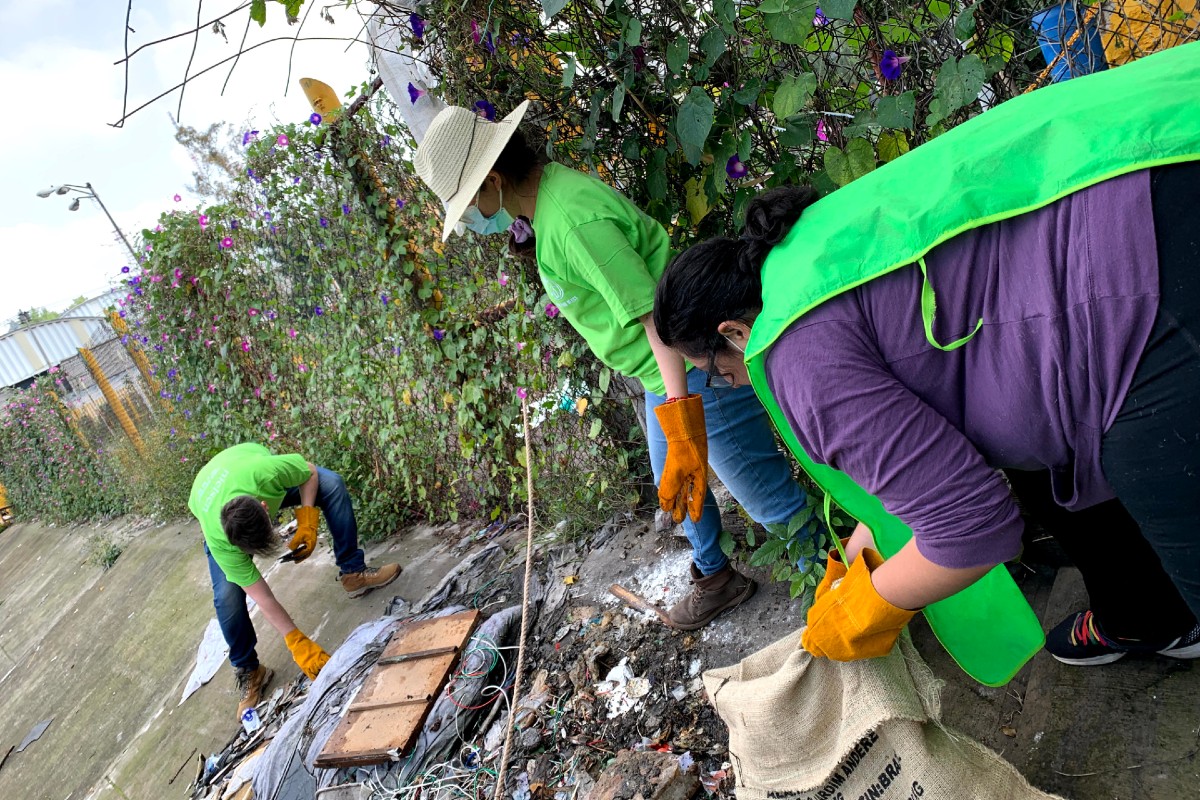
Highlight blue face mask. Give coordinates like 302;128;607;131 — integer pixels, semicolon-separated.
461;186;514;236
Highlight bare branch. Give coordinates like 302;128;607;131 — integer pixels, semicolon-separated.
178;0;205;120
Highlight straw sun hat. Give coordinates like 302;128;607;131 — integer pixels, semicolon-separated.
413;100;530;242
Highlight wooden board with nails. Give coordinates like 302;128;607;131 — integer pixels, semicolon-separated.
314;609;481;768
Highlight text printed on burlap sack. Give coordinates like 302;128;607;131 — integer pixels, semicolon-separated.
767;728;925;800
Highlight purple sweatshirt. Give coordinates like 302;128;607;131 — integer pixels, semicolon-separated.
765;170;1158;569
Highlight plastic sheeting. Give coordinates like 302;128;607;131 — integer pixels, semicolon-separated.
250;606;521;800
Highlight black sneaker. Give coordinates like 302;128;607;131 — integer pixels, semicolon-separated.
1158;622;1200;659
1045;610;1167;666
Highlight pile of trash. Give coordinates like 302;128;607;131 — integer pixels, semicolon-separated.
187;518;737;800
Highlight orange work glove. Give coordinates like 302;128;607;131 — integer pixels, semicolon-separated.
284;629;331;680
653;394;708;523
800;548;916;661
811;539;851;604
288;506;320;563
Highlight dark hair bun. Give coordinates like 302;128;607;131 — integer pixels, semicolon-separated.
737;185;817;277
742;185;817;245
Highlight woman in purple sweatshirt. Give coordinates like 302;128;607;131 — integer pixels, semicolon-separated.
653;162;1200;666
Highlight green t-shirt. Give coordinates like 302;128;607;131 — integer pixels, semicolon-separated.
533;162;674;394
187;442;311;586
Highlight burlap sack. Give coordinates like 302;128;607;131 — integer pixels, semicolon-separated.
703;629;1064;800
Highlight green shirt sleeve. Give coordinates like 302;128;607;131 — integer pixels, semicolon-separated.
562;219;659;328
252;454;311;497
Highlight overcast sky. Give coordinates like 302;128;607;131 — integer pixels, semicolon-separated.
0;0;373;323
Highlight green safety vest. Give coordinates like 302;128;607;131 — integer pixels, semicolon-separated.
747;42;1200;686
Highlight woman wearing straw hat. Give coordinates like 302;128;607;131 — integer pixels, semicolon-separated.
413;101;816;631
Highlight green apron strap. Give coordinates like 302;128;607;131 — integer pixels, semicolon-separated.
822;493;850;563
919;257;983;351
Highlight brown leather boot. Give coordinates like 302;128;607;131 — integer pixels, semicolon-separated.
235;664;273;721
340;563;402;598
667;564;757;631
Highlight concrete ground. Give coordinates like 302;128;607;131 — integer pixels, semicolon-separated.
0;517;465;800
1;514;1197;800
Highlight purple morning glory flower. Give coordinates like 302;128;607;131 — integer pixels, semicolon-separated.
880;50;910;81
230;219;239;230
121;266;130;273
242;130;259;146
309;112;322;125
433;329;445;341
726;154;748;180
342;203;351;215
167;368;177;379
814;6;829;26
381;293;390;305
632;45;646;73
410;13;425;41
510;217;533;244
314;306;324;316
319;217;329;228
483;31;496;55
474;100;496;121
407;82;424;104
471;20;481;44
382;135;391;146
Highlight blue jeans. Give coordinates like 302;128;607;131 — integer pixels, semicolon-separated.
206;465;367;670
646;368;809;576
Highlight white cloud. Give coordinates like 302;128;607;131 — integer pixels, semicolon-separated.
0;0;375;324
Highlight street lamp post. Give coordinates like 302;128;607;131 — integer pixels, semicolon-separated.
36;182;139;263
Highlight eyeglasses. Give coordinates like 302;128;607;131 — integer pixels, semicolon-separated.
705;371;735;389
704;346;736;389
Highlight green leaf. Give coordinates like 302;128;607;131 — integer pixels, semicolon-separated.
561;54;577;88
764;5;816;45
874;91;915;129
647;150;668;201
778;118;814;148
758;0;786;13
772;73;817;120
933;54;986;116
824;146;852;187
822;0;857;20
675;87;715;166
541;0;570;20
953;8;977;40
625;17;642;45
598;366;613;395
611;83;626;122
588;418;602;439
749;538;787;566
714;0;737;29
700;28;727;68
719;529;735;556
666;36;690;74
789;575;808;600
284;0;304;16
732;80;761;106
877;130;910;163
250;0;267;25
746;527;757;547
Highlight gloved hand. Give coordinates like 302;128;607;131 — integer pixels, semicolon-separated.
810;539;851;604
801;548;916;661
653;394;708;523
284;629;331;679
288;506;320;563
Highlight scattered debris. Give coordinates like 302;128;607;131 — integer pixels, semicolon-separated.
181;618;230;705
588;749;700;800
16;717;52;753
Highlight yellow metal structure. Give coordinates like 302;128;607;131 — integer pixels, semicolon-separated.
79;347;145;455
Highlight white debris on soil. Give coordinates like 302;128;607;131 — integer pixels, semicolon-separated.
180;618;229;705
594;657;652;719
605;548;694;614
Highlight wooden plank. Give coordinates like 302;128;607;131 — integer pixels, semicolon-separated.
314;609;481;768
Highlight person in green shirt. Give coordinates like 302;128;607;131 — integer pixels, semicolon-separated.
188;443;401;721
413;102;815;631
